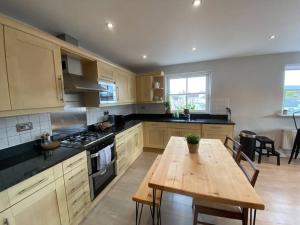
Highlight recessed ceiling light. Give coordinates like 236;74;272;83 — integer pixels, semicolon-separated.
192;47;197;52
106;22;114;29
142;55;147;59
193;0;202;7
269;35;276;40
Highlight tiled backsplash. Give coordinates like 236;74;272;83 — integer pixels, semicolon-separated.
0;113;52;150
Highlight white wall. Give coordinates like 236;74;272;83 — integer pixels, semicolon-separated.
143;52;300;147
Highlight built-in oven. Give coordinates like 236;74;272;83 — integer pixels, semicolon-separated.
86;134;116;200
99;81;117;104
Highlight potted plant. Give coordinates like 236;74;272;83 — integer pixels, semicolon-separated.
186;134;200;153
164;101;171;114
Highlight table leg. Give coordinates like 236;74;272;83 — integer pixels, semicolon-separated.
152;188;156;225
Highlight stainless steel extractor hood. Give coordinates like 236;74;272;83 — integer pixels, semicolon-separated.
62;55;100;93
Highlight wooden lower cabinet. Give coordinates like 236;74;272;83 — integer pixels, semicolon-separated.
202;124;234;142
116;124;144;175
7;177;69;225
144;122;234;149
143;123;167;149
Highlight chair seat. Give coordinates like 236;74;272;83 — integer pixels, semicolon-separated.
256;136;274;144
194;199;242;214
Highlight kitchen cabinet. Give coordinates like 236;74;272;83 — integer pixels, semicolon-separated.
98;61;115;82
115;69;129;103
115;123;144;175
136;72;164;103
9;177;69;225
136;76;153;103
0;25;11;112
0;208;15;225
202;124;234;142
4;26;64;110
143;122;167;149
62;152;90;225
128;74;136;103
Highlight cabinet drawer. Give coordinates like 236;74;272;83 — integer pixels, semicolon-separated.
144;122;167;128
65;166;89;197
202;124;233;133
167;123;201;130
7;168;54;205
63;151;87;174
69;195;90;225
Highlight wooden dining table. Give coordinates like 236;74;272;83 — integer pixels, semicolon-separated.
148;137;265;225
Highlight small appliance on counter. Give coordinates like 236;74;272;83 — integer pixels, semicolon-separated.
109;115;125;127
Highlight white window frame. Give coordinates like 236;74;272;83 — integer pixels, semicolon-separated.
166;71;211;113
282;65;300;114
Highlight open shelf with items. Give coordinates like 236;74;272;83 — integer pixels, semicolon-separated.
137;71;165;103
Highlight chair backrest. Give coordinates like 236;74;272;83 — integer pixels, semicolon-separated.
236;151;260;187
224;136;242;161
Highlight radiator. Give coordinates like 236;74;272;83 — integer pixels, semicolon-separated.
282;129;297;150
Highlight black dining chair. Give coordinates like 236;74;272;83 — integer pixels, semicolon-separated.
224;136;242;162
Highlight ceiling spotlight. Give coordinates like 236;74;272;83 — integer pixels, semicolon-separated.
269;35;276;40
192;47;197;52
193;0;202;7
106;22;114;29
142;55;147;59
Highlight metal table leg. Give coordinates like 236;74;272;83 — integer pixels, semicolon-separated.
152;188;156;225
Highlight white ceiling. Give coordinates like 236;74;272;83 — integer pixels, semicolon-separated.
0;0;300;72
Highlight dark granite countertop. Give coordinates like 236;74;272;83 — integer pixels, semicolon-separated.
0;114;234;192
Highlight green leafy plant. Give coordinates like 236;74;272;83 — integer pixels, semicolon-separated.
186;134;200;144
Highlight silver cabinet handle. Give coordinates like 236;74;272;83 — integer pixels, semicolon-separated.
58;76;64;101
67;158;84;168
17;177;48;195
68;169;86;181
72;191;87;206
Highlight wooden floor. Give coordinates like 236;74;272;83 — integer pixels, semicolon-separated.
80;152;300;225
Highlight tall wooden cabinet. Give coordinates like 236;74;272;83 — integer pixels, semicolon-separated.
4;26;64;110
0;25;11;111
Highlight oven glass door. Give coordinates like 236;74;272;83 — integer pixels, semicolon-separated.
99;81;117;104
90;161;116;199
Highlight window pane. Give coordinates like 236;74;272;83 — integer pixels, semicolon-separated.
283;69;300;112
283;89;300;111
284;70;300;86
169;78;186;94
188;76;206;93
187;94;206;111
170;95;186;111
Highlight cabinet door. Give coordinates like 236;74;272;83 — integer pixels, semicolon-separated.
4;26;64;110
164;128;182;147
116;139;128;175
144;125;165;149
126;133;135;162
128;74;136;103
202;124;234;142
98;61;115;81
10;178;69;225
0;208;16;225
136;76;153;103
0;25;11;111
115;70;129;103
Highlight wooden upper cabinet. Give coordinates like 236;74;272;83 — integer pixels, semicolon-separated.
136;75;153;103
115;69;129;103
128;73;136;103
0;25;11;111
98;61;115;81
4;26;64;110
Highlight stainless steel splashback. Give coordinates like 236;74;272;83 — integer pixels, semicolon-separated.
51;110;87;139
